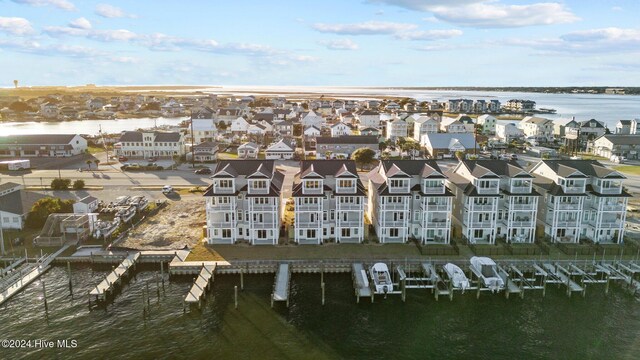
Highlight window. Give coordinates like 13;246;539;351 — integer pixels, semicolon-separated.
257;230;267;239
252;180;267;189
222;229;232;238
219;180;233;188
390;228;399;237
338;179;354;188
306;229;316;238
474;229;483;238
238;228;243;235
341;228;351;237
305;180;320;189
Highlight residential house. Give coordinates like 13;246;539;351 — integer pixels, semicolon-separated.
413;115;440;142
237;142;259;158
591;135;640;159
273;120;294;136
360;127;380;137
0;182;48;230
230;117;250;133
115;131;185;159
632;119;640;135
356;110;381;129
191;118;216;143
217;108;243;124
440;116;468;133
476;114;497;134
520;116;554;142
504;99;536;112
247;123;268;136
552;118;580;138
446;161;502;244
0;134;87;158
615;120;631;134
191;106;215;120
301;110;326;128
73;196;99;214
331;122;354;137
488;100;501;112
420;133;479;158
529;160;629;243
579;119;607;142
495;122;524;142
40;102;59;119
367;160;453;244
265;139;295;159
316;136;379;159
385;117;408;141
385;102;401;111
293;160;366;244
192;141;219;162
204;160;284;245
473;100;487;113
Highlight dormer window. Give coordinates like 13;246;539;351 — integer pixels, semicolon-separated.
388;179;409;193
249;179;269;194
476;179;499;194
337;179;356;193
422;179;444;194
215;179;234;193
303;179;323;194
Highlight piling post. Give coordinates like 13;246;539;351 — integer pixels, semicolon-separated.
161;262;165;292
156;273;160;302
234;286;238;309
321;282;325;306
146;281;150;306
240;268;244;290
371;291;374;304
67;261;73;296
42;280;48;313
605;274;610;295
271;294;274;308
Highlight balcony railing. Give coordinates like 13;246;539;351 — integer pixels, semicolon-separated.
468;221;494;228
506;221;535;227
250;204;277;211
250;222;278;229
336;220;361;227
599;203;625;211
209;220;235;227
213;186;235;194
563;185;584;194
296;204;323;211
510;203;536;210
336;202;362;210
248;188;270;195
422;187;444;194
382;203;408;210
423;221;449;228
593;186;622;195
555;221;579;227
380;220;407;227
207;203;235;211
295;220;322;228
476;187;499;195
595;221;622;228
423;204;449;211
336;187;357;194
554;203;581;210
469;204;494;211
510;186;531;193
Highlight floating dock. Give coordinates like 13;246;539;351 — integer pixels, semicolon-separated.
89;252;140;301
184;264;216;306
271;263;291;307
351;263;372;303
543;263;584;297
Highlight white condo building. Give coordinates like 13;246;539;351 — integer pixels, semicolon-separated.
204;160;284;245
368;160;454;244
529;160;629;244
293;160;366;244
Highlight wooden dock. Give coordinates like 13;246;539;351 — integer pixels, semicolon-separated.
543;263;584;297
0;245;69;306
89;252;140;300
184;264;216;306
351;263;372;302
271;263;291;307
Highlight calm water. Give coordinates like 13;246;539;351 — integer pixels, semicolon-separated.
1;265;638;359
1;117;187;137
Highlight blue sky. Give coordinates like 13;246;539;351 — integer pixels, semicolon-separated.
1;0;639;86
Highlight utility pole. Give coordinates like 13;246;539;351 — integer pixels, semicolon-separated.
0;213;5;256
190;116;195;168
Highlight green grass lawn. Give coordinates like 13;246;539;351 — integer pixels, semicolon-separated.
87;146;106;154
613;165;640;175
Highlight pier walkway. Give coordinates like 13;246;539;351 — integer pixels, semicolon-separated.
271;263;291;307
184;264;216;305
352;263;371;302
543;263;584;297
0;245;69;306
89;252;140;300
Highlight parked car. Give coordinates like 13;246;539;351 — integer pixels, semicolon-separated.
162;185;173;194
148;157;158;162
510;154;518;160
195;168;212;175
118;156;128;161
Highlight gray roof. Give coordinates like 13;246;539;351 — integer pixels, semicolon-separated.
596;134;640;145
461;160;532;178
316;136;378;145
0;190;49;215
299;160;358;178
78;196;98;204
522;116;553;125
0;134;79;145
421;133;478;150
379;160;446;178
0;182;21;192
212;160;275;177
119;131;181;143
537;160;624;179
617;120;631;125
193;141;219;149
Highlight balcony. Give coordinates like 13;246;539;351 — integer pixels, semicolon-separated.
250;203;277;211
468;204;494;211
422;186;444;194
250;222;278;229
599;203;625;211
336;220;361;227
207;203;235;211
213;186;235;194
476;187;499;195
248;187;270;195
555;221;579;227
595;220;623;229
562;185;584;194
295;220;322;228
336;186;357;194
510;186;531;193
554;202;581;210
506;221;535;227
380;220;407;227
209;220;235;227
296;204;322;211
593;185;622;195
423;204;449;211
336;202;362;210
382;203;408;210
468;221;494;228
510;203;536;210
424;221;449;228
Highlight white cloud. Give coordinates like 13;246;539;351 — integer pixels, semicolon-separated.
612;6;622;11
413;43;479;51
12;0;76;11
395;29;462;40
0;39;101;57
69;17;92;30
318;39;359;50
560;28;640;43
312;21;417;35
44;26;138;42
0;17;35;35
505;28;640;54
95;4;137;19
367;1;579;28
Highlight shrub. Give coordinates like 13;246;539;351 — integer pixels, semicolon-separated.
72;179;85;190
50;178;71;190
25;198;74;228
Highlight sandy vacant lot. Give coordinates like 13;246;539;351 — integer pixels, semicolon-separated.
119;198;206;250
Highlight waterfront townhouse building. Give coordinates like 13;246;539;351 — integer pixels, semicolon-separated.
529;160;629;244
440;116;468;133
468;160;540;243
204;160;284;245
0;134;87;158
368;160;453;244
504;99;536;112
473;100;487;113
115;131;185;159
293;160;366;244
488;100;501;112
446;161;501;244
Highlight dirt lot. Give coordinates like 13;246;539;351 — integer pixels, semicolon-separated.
118;198;206;250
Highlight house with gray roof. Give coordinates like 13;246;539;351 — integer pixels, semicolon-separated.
0;134;87;158
592;134;640;160
115;131;185;159
316;136;379;159
420;133;479;159
203;160;284;245
0;182;49;229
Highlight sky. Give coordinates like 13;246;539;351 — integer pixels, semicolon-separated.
0;0;639;87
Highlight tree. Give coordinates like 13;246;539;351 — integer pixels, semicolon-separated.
94;159;100;169
216;121;228;131
8;101;32;113
455;151;465;160
73;179;85;190
86;160;92;169
351;147;377;170
25;198;74;228
50;178;71;190
13;80;18;88
293;123;303;137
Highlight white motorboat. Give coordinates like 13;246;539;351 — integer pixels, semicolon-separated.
469;256;505;292
369;263;393;295
443;263;470;292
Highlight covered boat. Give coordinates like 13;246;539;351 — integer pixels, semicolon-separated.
369;262;393;294
470;257;504;292
443;263;470;292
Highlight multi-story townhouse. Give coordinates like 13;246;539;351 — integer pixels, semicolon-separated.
356;110;381;129
204;160;284;245
488;100;501;112
368;160;454;244
479;161;540;243
115;131;185;159
520;116;554;142
446;161;501;244
292;160;366;244
529;160;629;243
413;115;440;141
476;114;497;134
385;117;408;140
592;134;640;160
